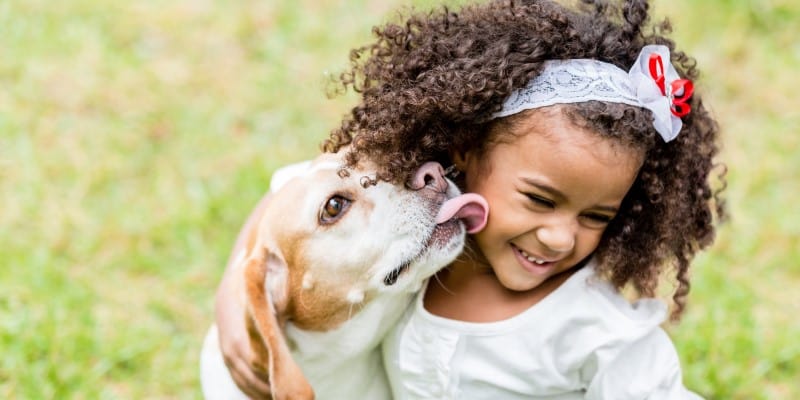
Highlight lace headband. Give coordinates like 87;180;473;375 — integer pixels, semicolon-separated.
492;45;694;142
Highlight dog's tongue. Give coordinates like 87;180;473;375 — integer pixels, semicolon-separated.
435;193;489;233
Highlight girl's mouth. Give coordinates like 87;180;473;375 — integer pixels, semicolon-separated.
520;249;548;264
512;244;556;275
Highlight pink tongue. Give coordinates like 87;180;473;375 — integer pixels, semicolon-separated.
435;193;489;233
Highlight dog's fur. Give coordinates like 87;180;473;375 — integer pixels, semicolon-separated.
200;151;471;399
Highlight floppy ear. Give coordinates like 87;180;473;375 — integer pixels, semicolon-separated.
244;245;315;400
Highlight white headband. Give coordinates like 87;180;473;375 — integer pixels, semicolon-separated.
492;45;694;142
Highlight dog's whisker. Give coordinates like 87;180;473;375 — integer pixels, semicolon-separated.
460;241;480;264
432;268;456;295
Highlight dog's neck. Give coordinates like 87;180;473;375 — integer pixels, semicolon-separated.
285;290;415;359
286;282;378;331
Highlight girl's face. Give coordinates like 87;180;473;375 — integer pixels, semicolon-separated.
456;108;643;291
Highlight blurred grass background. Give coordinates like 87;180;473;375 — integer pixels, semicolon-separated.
1;0;797;398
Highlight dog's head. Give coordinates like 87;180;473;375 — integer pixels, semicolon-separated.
255;151;487;330
241;150;487;399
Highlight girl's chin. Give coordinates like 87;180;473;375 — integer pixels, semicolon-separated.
496;270;548;292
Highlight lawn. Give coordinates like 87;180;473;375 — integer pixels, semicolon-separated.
1;0;798;398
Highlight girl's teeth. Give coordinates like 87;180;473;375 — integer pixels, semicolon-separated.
520;249;546;264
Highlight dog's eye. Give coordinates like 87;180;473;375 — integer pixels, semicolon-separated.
320;195;350;224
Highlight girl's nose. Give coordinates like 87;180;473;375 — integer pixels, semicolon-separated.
409;161;448;192
535;222;576;254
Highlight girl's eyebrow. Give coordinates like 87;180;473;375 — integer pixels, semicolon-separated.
521;178;620;214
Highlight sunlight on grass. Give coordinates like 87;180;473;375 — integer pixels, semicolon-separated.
2;0;798;398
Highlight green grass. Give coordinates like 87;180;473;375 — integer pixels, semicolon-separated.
1;0;798;398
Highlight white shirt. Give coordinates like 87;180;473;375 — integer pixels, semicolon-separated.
382;263;703;399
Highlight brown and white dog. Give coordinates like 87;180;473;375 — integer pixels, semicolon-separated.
200;151;488;400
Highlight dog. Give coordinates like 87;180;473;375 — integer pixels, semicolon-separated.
200;150;488;399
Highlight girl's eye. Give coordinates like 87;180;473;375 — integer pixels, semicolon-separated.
320;195;351;224
526;194;555;208
581;213;614;228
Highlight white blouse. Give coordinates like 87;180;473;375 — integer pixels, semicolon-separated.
382;263;703;399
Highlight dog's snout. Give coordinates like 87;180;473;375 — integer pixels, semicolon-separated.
410;161;448;192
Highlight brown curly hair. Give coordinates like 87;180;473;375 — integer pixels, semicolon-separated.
322;0;726;320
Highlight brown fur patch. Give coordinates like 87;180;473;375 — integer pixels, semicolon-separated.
279;232;366;331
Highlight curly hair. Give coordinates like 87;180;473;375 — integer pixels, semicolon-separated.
322;0;726;320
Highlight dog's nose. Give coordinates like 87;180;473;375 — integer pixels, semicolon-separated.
410;161;448;192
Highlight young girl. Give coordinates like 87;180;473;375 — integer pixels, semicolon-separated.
215;0;724;398
325;0;724;398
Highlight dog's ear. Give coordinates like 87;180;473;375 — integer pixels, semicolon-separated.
244;246;315;400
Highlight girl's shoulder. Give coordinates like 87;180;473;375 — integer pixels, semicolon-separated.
565;263;668;329
571;266;702;398
494;262;670;344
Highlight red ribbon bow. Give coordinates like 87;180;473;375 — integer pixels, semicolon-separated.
648;53;694;117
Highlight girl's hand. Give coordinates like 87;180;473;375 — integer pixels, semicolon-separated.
214;193;273;398
215;269;272;398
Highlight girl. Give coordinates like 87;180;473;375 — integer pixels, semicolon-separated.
327;0;725;397
216;0;724;398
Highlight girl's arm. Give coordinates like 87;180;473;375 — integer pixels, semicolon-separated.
214;192;273;398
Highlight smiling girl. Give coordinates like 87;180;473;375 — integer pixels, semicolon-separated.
323;0;725;397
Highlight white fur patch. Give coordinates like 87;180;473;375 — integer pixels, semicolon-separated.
269;160;342;193
301;272;314;290
346;288;365;304
232;249;247;270
307;161;342;174
266;253;289;311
